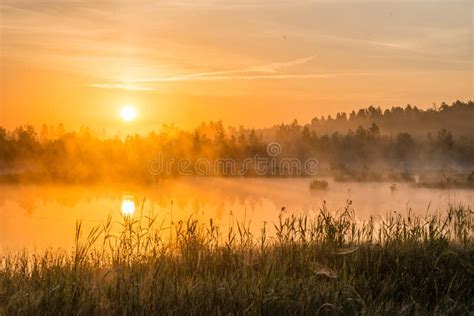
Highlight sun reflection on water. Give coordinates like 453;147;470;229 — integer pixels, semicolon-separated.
121;194;135;216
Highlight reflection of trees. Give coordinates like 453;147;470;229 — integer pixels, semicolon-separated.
0;179;315;216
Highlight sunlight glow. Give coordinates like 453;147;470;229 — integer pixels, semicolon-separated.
121;195;135;216
120;105;137;122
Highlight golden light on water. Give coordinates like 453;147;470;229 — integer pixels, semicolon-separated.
120;105;137;122
121;195;135;216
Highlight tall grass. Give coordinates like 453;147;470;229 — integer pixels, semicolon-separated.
1;203;473;314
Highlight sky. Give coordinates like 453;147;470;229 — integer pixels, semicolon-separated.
0;0;472;133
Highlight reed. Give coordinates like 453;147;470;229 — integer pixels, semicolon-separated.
1;203;473;314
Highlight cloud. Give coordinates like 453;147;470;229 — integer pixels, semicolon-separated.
88;83;155;91
129;55;318;83
134;72;370;83
88;55;373;90
90;73;371;91
158;0;322;9
318;34;429;55
367;40;427;54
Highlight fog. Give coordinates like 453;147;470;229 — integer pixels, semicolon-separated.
1;177;473;251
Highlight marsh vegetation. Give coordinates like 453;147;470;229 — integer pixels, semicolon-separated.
1;203;473;314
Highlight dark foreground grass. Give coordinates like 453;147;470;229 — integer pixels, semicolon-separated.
1;204;473;315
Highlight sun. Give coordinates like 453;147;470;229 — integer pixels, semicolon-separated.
120;105;137;122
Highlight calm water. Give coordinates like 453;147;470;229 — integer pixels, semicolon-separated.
1;177;473;251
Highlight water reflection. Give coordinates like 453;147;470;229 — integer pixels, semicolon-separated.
0;177;473;251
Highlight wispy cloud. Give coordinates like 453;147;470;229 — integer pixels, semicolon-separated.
133;72;369;83
130;55;317;83
88;83;155;91
318;34;429;55
89;73;371;91
367;40;427;54
89;55;363;90
169;0;320;9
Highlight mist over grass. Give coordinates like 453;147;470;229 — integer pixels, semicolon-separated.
1;203;472;314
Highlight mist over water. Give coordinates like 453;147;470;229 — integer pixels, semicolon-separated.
1;177;473;251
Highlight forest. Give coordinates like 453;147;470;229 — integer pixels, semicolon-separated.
0;100;473;183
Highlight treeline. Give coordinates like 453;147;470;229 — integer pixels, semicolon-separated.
309;100;474;138
0;101;473;182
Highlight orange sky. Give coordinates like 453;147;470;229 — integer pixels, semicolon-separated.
1;0;472;133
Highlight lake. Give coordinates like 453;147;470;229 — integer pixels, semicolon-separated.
1;177;473;251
